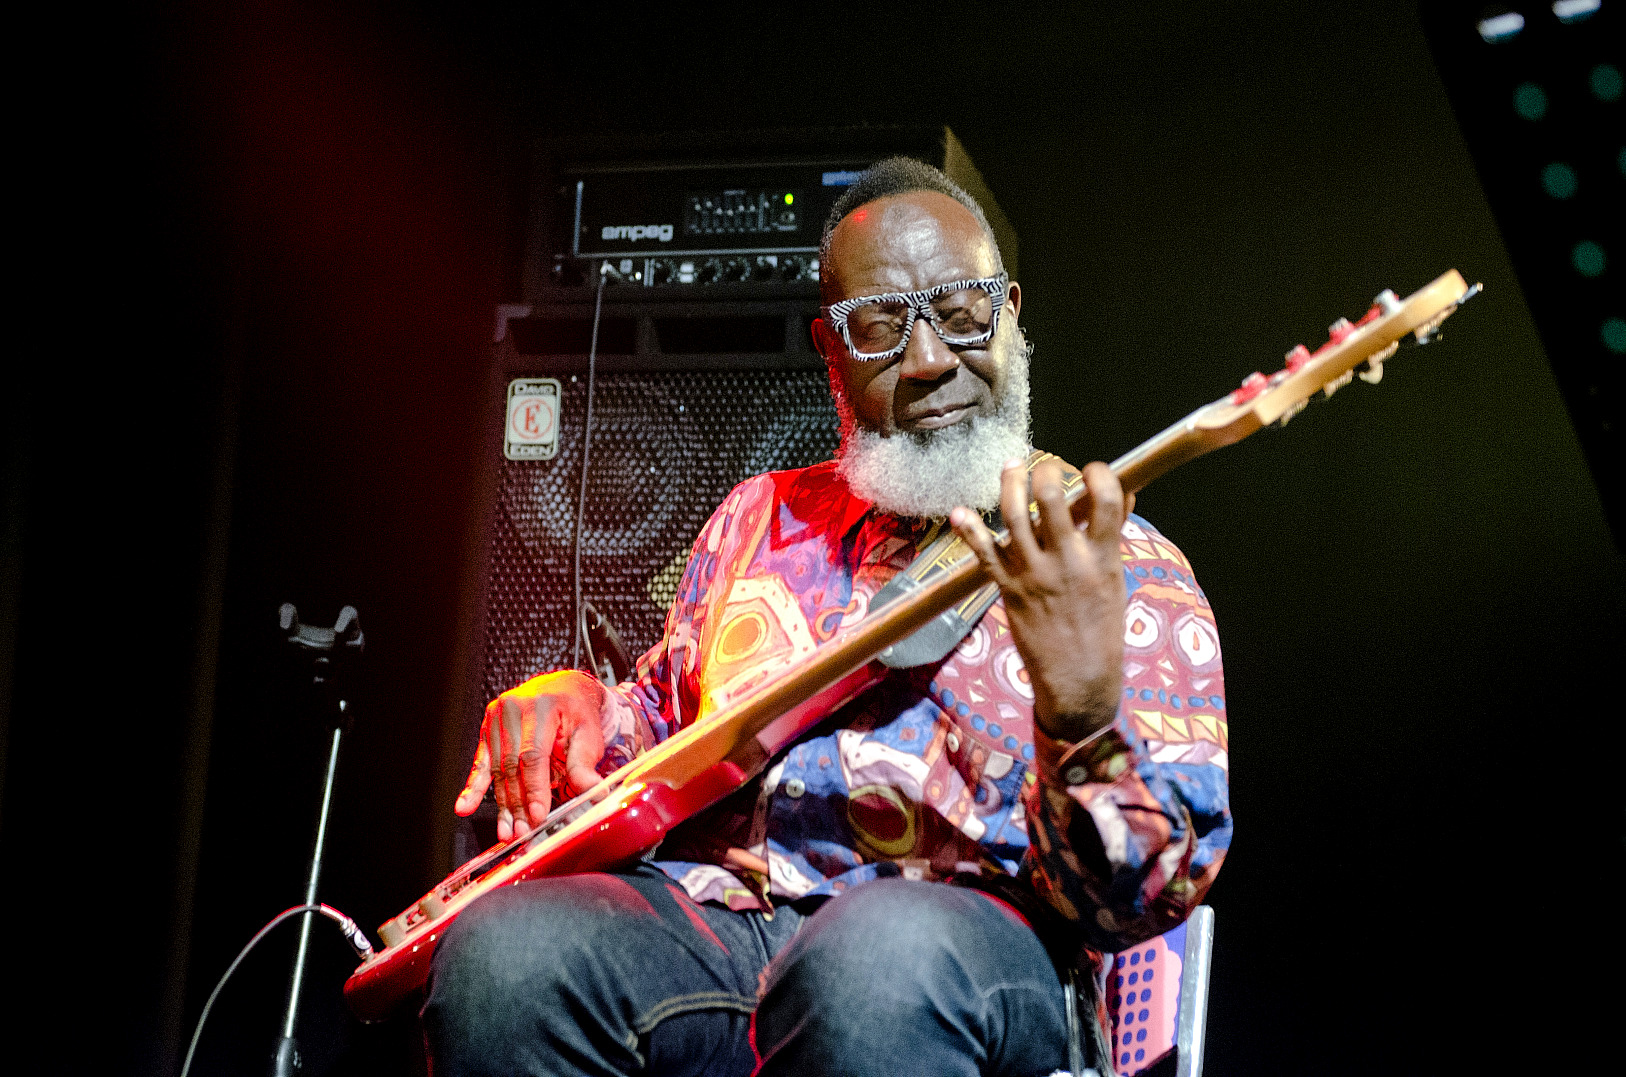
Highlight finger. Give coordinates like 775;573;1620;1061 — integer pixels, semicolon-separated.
998;457;1040;567
499;695;528;837
949;505;1016;590
484;704;515;841
524;701;562;829
1080;462;1127;554
454;738;492;816
563;706;607;796
1030;460;1085;556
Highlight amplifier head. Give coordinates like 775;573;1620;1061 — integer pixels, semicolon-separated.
528;126;1017;299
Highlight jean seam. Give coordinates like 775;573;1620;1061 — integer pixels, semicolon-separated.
978;979;1061;1000
633;990;758;1036
977;978;1066;1028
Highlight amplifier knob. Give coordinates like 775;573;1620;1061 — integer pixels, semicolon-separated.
781;256;805;282
722;258;749;282
697;259;722;284
751;258;775;282
651;260;673;286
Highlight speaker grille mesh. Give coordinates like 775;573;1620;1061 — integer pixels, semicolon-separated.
480;368;840;705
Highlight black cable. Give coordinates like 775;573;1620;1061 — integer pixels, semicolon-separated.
572;263;607;670
180;902;374;1077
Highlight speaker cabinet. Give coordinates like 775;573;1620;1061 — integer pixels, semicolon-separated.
476;335;839;704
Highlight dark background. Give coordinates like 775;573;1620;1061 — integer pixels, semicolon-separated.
5;2;1620;1075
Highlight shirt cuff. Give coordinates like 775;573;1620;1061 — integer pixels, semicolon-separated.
1032;706;1136;789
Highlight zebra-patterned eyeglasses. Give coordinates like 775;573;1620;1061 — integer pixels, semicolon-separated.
822;273;1009;362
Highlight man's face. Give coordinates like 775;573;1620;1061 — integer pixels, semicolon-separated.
816;190;1023;439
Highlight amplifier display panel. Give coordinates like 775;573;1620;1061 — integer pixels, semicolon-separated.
565;165;865;259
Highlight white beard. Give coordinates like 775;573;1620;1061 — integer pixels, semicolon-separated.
834;329;1032;519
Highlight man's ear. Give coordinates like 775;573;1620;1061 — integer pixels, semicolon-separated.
1005;281;1022;323
811;316;844;361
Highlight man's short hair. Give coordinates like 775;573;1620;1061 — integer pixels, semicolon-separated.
818;158;1005;301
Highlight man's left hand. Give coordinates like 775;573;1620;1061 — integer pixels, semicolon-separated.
950;459;1132;743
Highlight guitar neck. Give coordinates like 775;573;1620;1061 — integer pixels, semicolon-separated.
1110;401;1257;499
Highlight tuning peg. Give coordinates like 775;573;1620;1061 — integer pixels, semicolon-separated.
1277;399;1310;427
1357;360;1384;384
1374;289;1402;315
1284;344;1311;372
1322;370;1354;398
1327;317;1355;344
1229;371;1269;404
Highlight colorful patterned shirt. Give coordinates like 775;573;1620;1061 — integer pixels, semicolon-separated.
596;460;1231;949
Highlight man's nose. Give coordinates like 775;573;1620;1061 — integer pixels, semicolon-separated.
896;315;959;381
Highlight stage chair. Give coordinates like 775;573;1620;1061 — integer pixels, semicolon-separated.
1103;905;1215;1077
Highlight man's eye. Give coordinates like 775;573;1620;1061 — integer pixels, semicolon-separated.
849;305;907;346
932;292;993;335
853;322;902;347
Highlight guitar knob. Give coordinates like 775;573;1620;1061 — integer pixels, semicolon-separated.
379;917;407;949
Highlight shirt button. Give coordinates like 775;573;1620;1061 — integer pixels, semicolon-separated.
946;732;960;753
784;777;806;798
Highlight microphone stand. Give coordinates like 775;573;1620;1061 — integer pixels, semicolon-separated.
272;604;364;1077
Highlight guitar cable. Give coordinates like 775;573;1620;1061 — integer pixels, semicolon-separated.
180;902;374;1077
570;261;610;672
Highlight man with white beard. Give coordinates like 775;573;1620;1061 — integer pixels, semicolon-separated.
424;158;1232;1077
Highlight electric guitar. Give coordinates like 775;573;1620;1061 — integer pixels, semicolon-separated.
344;269;1478;1021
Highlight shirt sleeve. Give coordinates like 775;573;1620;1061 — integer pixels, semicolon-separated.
1020;516;1233;951
592;476;770;775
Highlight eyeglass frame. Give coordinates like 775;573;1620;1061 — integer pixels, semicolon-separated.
820;272;1011;362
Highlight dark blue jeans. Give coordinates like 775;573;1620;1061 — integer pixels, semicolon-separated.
423;865;1073;1076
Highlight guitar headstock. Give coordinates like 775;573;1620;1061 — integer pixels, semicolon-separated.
1108;269;1479;494
1194;269;1479;435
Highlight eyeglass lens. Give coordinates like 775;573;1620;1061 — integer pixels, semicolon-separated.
847;286;996;354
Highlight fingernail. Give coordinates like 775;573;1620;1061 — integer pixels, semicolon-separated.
1003;457;1022;471
949;507;966;526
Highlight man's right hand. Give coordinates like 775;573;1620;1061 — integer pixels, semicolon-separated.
454;669;607;841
